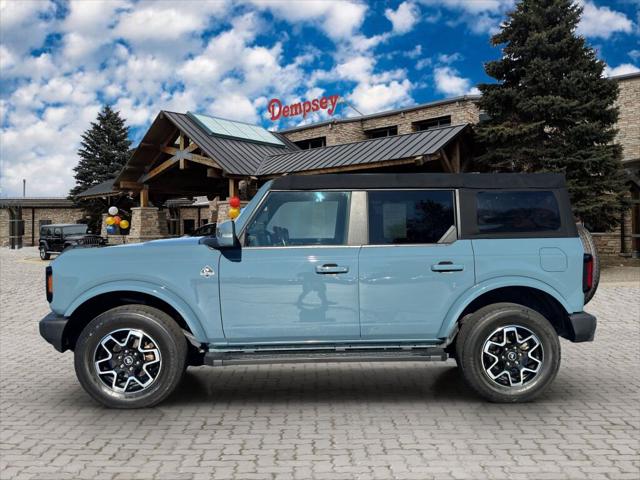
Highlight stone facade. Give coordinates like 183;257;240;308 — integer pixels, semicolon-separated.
127;207;169;243
0;205;84;247
615;73;640;164
283;96;480;146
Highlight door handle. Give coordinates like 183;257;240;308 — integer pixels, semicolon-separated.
316;264;349;274
431;261;464;272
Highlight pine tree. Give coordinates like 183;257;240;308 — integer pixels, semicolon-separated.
475;0;627;230
70;105;132;229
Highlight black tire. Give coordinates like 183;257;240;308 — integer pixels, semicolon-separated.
39;245;50;260
456;303;560;403
74;305;187;409
577;224;600;304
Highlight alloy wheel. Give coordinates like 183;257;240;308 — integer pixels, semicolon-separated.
481;325;543;387
93;328;162;394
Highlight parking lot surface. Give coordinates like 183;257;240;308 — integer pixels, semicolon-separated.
1;247;639;480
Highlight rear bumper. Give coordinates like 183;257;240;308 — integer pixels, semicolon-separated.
565;312;597;342
39;311;69;352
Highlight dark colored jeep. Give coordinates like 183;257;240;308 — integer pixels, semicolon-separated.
38;224;105;260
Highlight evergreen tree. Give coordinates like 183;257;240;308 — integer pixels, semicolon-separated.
70;105;132;230
475;0;627;229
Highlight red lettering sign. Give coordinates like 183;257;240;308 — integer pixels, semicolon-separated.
268;95;340;121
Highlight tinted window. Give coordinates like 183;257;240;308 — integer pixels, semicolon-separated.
63;225;88;235
246;191;350;247
477;191;561;233
368;190;455;244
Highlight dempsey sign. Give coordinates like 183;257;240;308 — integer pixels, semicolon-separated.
268;95;340;121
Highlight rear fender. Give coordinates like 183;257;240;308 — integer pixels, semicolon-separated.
437;276;573;339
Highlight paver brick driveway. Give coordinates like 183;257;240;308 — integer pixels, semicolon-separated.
1;247;639;480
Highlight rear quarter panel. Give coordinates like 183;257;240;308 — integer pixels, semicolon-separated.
436;237;585;339
471;237;585;312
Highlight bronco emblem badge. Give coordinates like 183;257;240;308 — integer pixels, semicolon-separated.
200;265;215;278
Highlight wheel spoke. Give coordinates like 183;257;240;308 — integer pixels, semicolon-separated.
481;324;544;388
93;328;162;394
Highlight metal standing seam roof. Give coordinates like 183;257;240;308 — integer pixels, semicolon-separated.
117;111;470;186
162;112;292;176
256;123;469;176
0;198;76;208
75;178;118;199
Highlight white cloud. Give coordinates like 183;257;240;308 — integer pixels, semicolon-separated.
418;0;514;14
418;0;514;35
385;2;420;35
437;52;463;64
350;79;413;114
604;63;640;77
433;66;478;96
577;1;634;39
249;0;367;41
0;0;56;55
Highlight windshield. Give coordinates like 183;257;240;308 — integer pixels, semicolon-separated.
234;181;272;233
63;225;88;235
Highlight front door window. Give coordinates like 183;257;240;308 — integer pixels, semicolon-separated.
245;191;350;247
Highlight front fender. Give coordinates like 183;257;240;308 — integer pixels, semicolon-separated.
64;280;209;343
437;276;573;339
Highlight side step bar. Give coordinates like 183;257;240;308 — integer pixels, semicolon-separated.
204;347;448;367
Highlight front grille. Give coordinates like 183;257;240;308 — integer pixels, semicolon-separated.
78;236;103;246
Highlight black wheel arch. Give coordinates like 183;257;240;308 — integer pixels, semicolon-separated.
456;286;571;338
62;291;195;351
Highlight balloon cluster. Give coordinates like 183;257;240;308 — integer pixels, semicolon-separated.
228;196;241;220
105;206;130;234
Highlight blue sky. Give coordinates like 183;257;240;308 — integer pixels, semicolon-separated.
1;0;638;197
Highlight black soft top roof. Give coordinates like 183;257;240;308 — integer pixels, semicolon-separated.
270;173;566;191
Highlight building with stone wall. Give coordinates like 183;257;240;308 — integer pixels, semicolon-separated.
283;95;480;148
0;198;85;247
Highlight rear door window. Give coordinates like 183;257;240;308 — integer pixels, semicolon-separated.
367;190;455;244
476;191;561;233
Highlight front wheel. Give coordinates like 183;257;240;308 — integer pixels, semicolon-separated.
456;303;560;403
74;305;187;408
39;246;50;260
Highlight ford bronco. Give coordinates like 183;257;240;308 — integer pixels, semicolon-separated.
39;173;598;408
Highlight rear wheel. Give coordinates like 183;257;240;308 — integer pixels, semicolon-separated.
74;305;187;408
39;245;50;260
456;303;560;403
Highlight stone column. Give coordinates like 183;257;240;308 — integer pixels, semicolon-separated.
0;209;10;247
128;207;168;243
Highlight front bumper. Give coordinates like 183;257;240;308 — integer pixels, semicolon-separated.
39;311;69;352
565;312;597;342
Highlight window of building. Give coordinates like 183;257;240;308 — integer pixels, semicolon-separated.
368;190;455;245
365;126;398;139
476;191;561;233
183;219;195;235
294;136;326;150
245;191;350;247
412;115;452;131
167;207;180;236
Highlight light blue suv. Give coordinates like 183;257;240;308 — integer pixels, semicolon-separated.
40;173;598;408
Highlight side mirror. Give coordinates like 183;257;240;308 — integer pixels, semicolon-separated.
217;220;238;248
